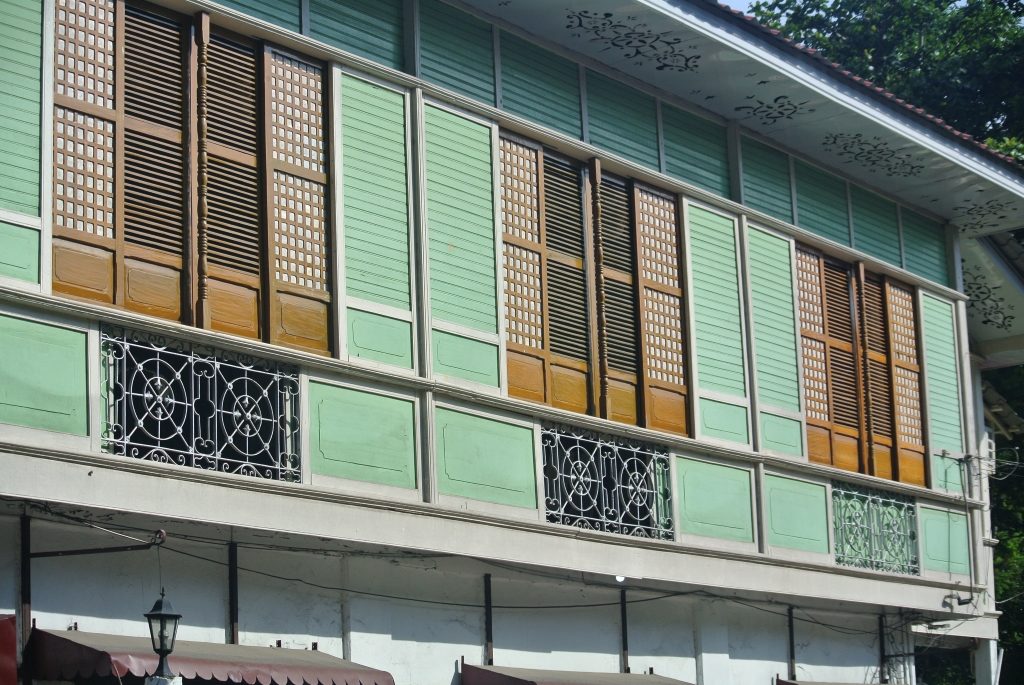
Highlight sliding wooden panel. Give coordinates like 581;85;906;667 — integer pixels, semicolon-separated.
860;269;896;479
634;185;688;434
887;282;926;485
263;48;331;354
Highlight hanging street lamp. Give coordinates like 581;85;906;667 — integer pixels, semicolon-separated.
144;589;182;678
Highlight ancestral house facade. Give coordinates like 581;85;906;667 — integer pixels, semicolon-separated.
0;0;1022;684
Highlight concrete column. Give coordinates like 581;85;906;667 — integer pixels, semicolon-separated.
974;638;999;685
694;601;731;685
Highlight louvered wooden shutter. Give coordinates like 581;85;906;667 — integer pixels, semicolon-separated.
263;48;331;354
887;281;926;485
634;185;688;434
860;270;896;478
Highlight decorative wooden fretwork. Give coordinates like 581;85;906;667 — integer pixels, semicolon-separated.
53;107;115;239
54;0;116;108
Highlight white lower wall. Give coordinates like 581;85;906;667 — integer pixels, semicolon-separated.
795;609;879;683
627;595;698;681
726;602;789;685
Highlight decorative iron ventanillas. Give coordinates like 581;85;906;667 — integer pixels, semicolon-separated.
541;424;673;539
832;481;919;575
101;327;301;481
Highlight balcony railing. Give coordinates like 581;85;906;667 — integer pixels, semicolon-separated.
832;481;919;575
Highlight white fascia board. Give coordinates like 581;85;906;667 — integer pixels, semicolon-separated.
637;0;1024;200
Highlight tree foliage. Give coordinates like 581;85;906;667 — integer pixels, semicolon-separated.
749;1;1024;160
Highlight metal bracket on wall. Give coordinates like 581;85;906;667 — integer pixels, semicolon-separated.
29;529;167;559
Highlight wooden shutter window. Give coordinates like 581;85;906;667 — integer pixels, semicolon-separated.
887;281;927;485
860;272;896;479
124;6;184;128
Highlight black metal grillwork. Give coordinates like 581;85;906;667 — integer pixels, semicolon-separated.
541;424;673;539
101;327;300;481
832;481;919;575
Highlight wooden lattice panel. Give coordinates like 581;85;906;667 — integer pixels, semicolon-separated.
637;189;678;286
503;243;543;349
894;366;923;444
500;138;540;243
803;338;829;422
53;107;115;238
796;249;825;335
272;171;328;291
888;284;918;365
269;52;325;174
54;0;116;108
642;287;685;386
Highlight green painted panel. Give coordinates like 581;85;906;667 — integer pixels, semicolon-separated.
765;475;829;554
741;138;792;223
902;210;949;286
310;0;403;70
309;382;416;489
662;106;730;197
342;75;411;311
585;70;659;169
921;294;964;456
851;186;901;266
0;221;39;283
347;308;413;369
419;0;494;104
931;453;965;494
433;330;499;386
676;457;753;542
214;0;300;31
760;413;804;457
699;398;750;445
747;227;800;412
499;32;581;139
0;0;41;216
689;206;746;397
435;407;536;508
0;315;87;435
424;105;497;333
794;161;849;246
920;507;970;575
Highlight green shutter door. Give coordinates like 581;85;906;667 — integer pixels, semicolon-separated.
424;105;499;386
309;0;403;70
794;161;849;246
499;32;581;139
662;106;730;198
419;0;495;105
585;70;659;169
902;210;949;286
851;186;901;266
741;138;793;224
747;227;803;456
921;294;965;461
689;204;749;445
0;0;41;217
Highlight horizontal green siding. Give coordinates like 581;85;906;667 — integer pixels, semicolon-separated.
419;0;494;104
585;70;659;169
0;0;41;217
435;407;536;507
424;105;497;333
747;227;800;412
676;457;753;543
765;475;829;554
215;0;300;31
662;106;730;197
922;294;964;455
342;75;411;311
309;382;417;489
851;186;901;266
689;206;746;397
795;161;849;246
741;138;792;224
347;308;413;369
0;221;39;283
309;0;403;70
499;32;581;139
920;508;970;575
902;210;949;286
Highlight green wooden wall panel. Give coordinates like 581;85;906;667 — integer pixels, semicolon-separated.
851;186;901;266
424;105;497;333
920;508;970;575
689;206;746;397
214;0;300;31
342;75;411;311
765;475;829;554
347;308;413;369
435;407;536;507
0;0;41;217
676;457;754;543
760;413;804;456
747;227;800;412
0;221;39;283
902;210;949;286
921;294;964;456
433;330;499;386
931;453;965;494
662;106;730;197
699;398;750;444
0;315;87;435
419;0;494;104
309;382;416;488
310;0;403;70
499;32;581;139
585;70;659;169
741;138;792;224
794;161;849;246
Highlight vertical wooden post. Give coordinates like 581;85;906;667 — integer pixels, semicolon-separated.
619;588;630;673
228;542;239;644
194;12;211;328
483;574;494;665
19;516;31;649
878;614;889;684
787;605;797;680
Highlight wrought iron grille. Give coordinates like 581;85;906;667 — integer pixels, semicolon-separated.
832;481;919;575
541;424;673;539
101;327;301;481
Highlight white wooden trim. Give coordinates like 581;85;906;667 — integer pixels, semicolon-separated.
41;0;55;295
330;63;347;360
